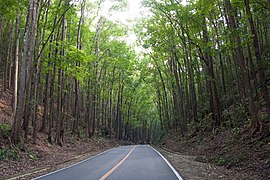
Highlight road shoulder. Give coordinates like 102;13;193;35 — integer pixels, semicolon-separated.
156;147;253;180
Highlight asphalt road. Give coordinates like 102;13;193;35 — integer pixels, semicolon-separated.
34;145;183;180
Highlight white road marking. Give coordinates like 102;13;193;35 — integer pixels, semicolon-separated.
149;145;184;180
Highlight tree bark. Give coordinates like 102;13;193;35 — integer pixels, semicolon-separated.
11;0;38;144
56;14;66;146
12;15;21;115
202;17;221;126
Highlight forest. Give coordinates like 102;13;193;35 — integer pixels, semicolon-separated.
0;0;269;178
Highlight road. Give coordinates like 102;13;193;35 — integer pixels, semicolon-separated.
34;145;183;180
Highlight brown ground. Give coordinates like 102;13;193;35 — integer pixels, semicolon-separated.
159;130;270;180
0;135;120;179
0;88;13;125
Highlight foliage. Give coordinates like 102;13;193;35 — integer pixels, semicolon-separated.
136;0;270;140
0;0;269;145
0;123;11;138
0;146;21;161
26;150;37;160
0;0;27;18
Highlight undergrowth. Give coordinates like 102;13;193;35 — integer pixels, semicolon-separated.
0;144;37;161
0;146;20;161
0;123;11;138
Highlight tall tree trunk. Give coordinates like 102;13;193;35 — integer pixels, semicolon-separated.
202;17;221;127
72;0;85;137
11;0;38;144
4;21;14;92
48;63;56;144
39;0;51;133
32;0;48;142
13;15;21;115
40;70;50;132
3;21;10;93
23;0;39;141
56;14;66;146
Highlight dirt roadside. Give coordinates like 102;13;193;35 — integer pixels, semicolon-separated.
157;147;261;180
0;137;121;180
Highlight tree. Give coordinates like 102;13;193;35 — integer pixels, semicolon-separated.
11;0;38;144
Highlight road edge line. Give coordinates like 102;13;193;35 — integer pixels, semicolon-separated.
149;145;184;180
33;147;118;179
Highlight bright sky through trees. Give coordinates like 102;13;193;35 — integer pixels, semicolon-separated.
100;0;188;47
101;0;142;22
100;0;143;46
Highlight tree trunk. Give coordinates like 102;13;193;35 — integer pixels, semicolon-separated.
72;0;85;137
202;17;221;126
12;15;21;115
11;0;37;144
56;14;66;146
48;63;56;144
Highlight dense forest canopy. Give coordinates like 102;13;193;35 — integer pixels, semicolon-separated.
0;0;269;145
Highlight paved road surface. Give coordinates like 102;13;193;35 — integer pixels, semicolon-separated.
34;145;183;180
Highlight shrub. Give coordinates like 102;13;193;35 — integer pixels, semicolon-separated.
0;123;11;138
0;146;20;161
